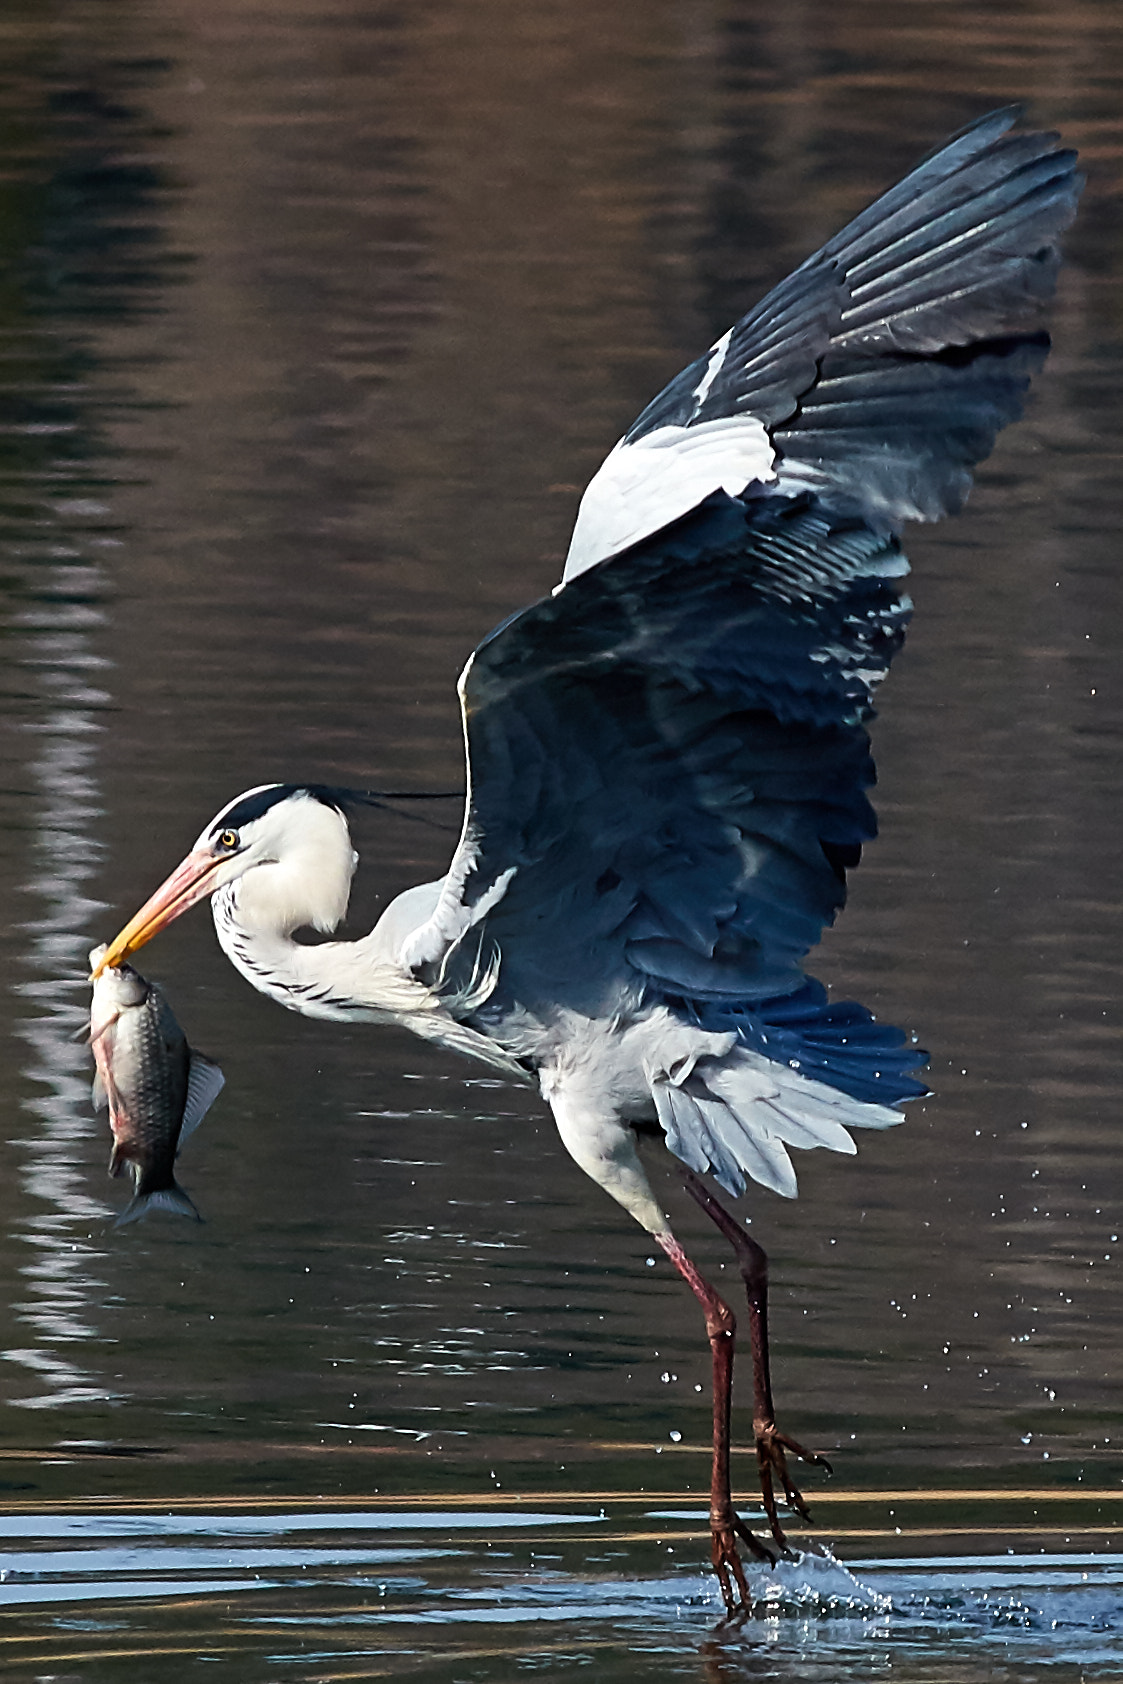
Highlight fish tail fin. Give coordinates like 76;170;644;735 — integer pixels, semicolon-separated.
114;1182;203;1228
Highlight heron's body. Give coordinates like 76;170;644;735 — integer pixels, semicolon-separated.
97;110;1081;1612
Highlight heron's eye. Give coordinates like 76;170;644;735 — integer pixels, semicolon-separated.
217;829;239;851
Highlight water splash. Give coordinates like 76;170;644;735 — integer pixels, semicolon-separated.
741;1545;892;1616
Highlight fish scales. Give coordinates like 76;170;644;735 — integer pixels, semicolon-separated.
88;944;224;1226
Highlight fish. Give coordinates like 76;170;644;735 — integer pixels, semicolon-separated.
88;943;224;1226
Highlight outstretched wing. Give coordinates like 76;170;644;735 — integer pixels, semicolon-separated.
404;490;907;1019
401;109;1078;1047
564;108;1080;578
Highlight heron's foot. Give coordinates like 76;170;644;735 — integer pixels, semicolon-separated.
755;1419;832;1549
710;1504;776;1618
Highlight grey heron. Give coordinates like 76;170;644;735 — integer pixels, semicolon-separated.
95;109;1080;1614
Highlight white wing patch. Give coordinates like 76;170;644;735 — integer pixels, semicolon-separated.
691;326;733;408
562;413;776;583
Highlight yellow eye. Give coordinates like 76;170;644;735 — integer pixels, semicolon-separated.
218;829;239;850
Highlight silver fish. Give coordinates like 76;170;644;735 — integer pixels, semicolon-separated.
88;943;224;1226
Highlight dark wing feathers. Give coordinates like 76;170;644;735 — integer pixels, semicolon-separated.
429;112;1076;1052
689;980;927;1106
775;334;1050;522
625;263;839;439
832;136;1077;349
625;108;1080;530
457;495;909;1014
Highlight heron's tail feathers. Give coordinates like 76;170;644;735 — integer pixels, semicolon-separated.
652;984;927;1199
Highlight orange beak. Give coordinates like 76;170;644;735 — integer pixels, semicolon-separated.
90;848;227;978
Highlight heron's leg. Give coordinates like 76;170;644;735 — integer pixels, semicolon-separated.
678;1167;831;1552
654;1229;774;1615
543;1092;771;1611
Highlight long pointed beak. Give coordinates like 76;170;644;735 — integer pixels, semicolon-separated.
91;849;226;978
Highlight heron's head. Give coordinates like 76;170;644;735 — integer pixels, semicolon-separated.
91;784;358;977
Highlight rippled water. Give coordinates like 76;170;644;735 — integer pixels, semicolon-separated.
0;0;1122;1678
2;1505;1123;1681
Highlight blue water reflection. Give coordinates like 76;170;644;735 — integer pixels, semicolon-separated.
0;1509;604;1538
1;1507;1121;1677
0;41;179;1414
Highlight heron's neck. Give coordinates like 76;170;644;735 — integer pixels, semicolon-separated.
211;885;429;1025
209;883;532;1081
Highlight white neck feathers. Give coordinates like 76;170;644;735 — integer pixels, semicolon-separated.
232;796;357;938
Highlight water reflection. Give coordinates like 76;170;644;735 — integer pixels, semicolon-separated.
0;1504;1122;1679
8;710;111;1408
0;43;179;1406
